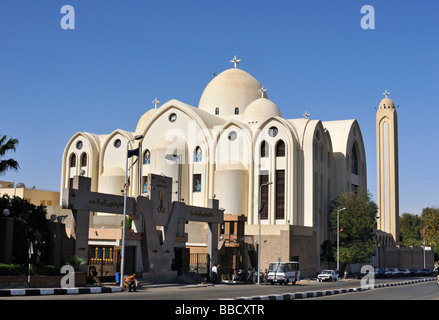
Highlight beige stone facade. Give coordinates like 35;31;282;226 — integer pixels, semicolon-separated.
60;61;368;276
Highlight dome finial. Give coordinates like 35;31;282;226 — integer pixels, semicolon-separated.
303;110;311;119
230;55;242;68
382;89;391;98
258;86;267;98
152;97;160;109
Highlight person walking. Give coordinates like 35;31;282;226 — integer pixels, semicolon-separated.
211;264;218;284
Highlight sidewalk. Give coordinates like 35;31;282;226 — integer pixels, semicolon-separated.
0;278;210;297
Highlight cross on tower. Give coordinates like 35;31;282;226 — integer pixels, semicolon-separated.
382;90;391;98
258;86;267;98
152;98;160;109
230;55;242;68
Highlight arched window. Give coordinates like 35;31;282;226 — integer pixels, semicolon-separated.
275;140;285;157
144;149;151;165
351;143;359;175
215;107;220;115
194;146;202;162
234;107;239;115
80;153;87;167
260;140;268;158
70;153;76;168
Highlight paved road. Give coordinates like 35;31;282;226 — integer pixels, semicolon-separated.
310;278;439;300
2;277;436;300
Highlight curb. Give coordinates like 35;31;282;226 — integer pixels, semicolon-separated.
233;278;436;300
0;286;122;297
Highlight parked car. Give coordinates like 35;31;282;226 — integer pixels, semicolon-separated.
317;270;337;282
376;268;386;278
384;268;393;277
410;268;422;276
391;268;402;277
420;268;431;276
400;268;411;277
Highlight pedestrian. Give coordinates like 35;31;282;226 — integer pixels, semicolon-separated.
211;264;218;284
124;274;137;292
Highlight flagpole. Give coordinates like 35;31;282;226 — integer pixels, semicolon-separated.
120;135;143;288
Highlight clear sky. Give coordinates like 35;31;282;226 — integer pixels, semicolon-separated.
1;0;438;215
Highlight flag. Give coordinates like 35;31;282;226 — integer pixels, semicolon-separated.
128;148;139;158
125;177;130;189
338;227;343;234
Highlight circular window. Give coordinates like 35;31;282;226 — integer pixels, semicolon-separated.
268;126;278;137
76;141;83;150
114;139;121;148
169;113;177;123
228;131;237;141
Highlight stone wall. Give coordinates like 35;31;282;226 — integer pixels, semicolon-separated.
0;272;87;288
375;246;435;269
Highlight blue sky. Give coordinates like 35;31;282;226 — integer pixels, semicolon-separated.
1;0;438;215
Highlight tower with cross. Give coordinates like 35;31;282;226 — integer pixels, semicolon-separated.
376;90;399;244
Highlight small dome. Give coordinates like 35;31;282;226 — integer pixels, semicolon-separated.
378;97;395;109
135;109;156;132
242;98;282;123
198;68;266;116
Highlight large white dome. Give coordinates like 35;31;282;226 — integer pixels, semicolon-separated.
242;97;282;124
198;68;266;117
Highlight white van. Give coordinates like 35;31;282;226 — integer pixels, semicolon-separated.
266;261;300;285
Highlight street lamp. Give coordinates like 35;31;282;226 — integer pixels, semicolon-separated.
336;207;346;281
120;134;143;288
423;225;429;269
257;181;272;284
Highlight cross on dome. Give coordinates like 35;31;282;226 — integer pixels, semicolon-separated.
152;98;160;108
258;86;267;98
382;90;391;98
230;55;242;68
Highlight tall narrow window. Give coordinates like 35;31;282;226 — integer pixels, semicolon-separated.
80;153;87;167
70;153;76;168
194;146;202;162
144;149;151;165
193;174;201;192
234;107;239;115
259;174;269;219
275;140;285;157
215;107;220;115
351;143;358;175
275;170;285;219
260;140;268;158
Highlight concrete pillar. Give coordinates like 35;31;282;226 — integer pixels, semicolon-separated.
70;210;90;272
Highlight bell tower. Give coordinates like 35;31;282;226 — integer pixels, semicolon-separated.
376;90;399;243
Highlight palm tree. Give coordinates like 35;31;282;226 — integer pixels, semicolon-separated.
0;135;19;175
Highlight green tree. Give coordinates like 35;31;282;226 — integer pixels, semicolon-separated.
420;207;439;258
399;213;422;247
327;188;377;270
0;135;19;174
1;194;49;264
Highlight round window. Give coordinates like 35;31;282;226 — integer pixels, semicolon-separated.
76;141;83;150
114;139;121;148
169;113;177;123
228;131;237;141
268;126;278;137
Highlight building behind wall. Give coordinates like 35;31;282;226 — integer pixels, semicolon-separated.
60;59;368;278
